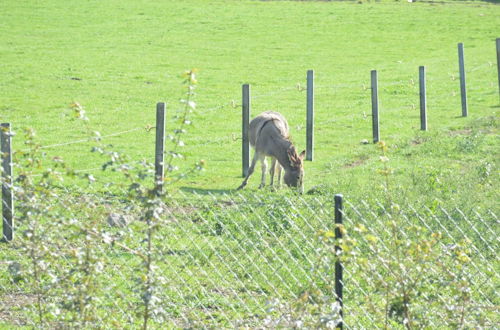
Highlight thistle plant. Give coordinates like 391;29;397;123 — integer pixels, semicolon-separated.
86;69;204;329
8;125;109;327
357;141;476;329
1;69;204;328
12;128;55;325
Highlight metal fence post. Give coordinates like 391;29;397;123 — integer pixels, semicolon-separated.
1;123;13;242
155;103;166;193
419;66;427;131
334;193;344;329
306;69;314;161
242;84;250;177
371;70;380;143
458;43;468;117
496;38;500;101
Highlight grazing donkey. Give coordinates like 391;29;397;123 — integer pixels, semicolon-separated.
237;111;305;192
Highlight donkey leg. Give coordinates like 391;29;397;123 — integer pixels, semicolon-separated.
269;158;277;186
237;152;260;190
259;156;268;189
276;164;282;187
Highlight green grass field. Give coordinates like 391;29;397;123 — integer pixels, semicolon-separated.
0;0;499;328
1;0;499;196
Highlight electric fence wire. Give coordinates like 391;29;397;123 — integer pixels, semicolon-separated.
14;61;494;176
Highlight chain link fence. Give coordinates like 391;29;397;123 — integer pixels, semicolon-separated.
1;179;498;328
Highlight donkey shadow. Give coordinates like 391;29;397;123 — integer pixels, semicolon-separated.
180;187;233;196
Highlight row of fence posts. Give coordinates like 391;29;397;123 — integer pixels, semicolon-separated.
370;65;431;143
0;104;168;242
1;38;499;328
241;71;315;177
241;41;499;160
370;42;468;143
2;40;499;242
0;109;346;327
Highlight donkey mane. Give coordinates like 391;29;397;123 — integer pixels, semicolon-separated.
287;145;303;170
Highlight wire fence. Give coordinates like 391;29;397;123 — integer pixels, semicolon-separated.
4;55;495;178
1;181;498;328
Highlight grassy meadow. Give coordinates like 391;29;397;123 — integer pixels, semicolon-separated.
0;0;499;328
0;0;498;198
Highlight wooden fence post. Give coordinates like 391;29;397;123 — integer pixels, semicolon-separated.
242;84;250;177
1;123;13;242
371;70;380;143
496;38;500;101
306;69;314;161
155;103;166;193
334;194;344;329
419;66;428;131
458;43;468;117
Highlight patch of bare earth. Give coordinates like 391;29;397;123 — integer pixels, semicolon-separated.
0;292;36;326
448;128;473;136
344;158;367;168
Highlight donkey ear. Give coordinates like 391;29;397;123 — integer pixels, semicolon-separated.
299;150;306;160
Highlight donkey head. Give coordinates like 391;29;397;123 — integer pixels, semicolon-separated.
284;146;305;192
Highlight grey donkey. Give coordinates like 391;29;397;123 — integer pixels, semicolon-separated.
237;111;305;192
